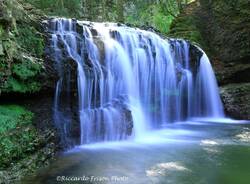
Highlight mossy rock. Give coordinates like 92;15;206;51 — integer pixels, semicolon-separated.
220;83;250;120
0;105;33;133
0;0;45;95
12;57;42;80
2;55;43;93
0;105;36;168
199;0;250;62
0;104;59;182
168;4;206;48
3;76;41;93
15;25;45;58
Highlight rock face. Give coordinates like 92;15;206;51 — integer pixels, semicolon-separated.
169;0;250;120
199;0;250;120
199;0;250;63
220;83;250;120
0;0;45;94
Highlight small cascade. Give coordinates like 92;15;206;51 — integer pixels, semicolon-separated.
47;18;224;145
194;52;224;117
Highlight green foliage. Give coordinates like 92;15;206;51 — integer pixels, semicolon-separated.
0;127;38;168
12;58;42;80
0;105;38;168
24;0;82;18
153;10;173;33
0;25;4;37
0;105;33;134
2;57;42;93
168;15;205;46
0;0;45;94
16;26;44;58
22;0;179;33
125;1;176;34
0;24;43;94
3;76;41;93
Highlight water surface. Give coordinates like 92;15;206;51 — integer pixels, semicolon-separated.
23;121;250;184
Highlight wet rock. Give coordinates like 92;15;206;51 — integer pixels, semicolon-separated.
220;83;250;120
93;37;105;65
124;109;133;136
215;62;250;86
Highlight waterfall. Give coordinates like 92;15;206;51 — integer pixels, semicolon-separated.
48;18;224;145
194;52;224;117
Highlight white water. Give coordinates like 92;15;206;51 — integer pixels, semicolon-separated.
194;53;224;117
49;18;225;145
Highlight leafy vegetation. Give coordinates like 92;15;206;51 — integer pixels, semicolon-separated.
2;56;42;93
3;76;41;93
16;26;45;58
24;0;82;18
125;2;175;33
0;105;33;133
0;105;39;168
168;15;204;46
12;58;42;80
0;0;44;94
22;0;193;34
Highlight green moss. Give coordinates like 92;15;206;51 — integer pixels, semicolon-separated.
125;4;174;34
1;57;43;94
0;37;43;93
168;15;205;46
24;0;82;18
2;56;42;93
12;58;42;80
0;105;33;133
0;0;45;94
198;0;250;62
2;39;18;58
153;12;173;33
0;105;40;168
0;126;39;168
0;25;4;37
3;76;41;93
16;26;44;58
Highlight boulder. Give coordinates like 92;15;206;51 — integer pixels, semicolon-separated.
220;83;250;120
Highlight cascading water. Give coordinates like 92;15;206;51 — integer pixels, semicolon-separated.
194;52;224;117
48;18;224;145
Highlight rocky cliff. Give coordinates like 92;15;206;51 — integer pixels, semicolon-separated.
168;0;250;120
